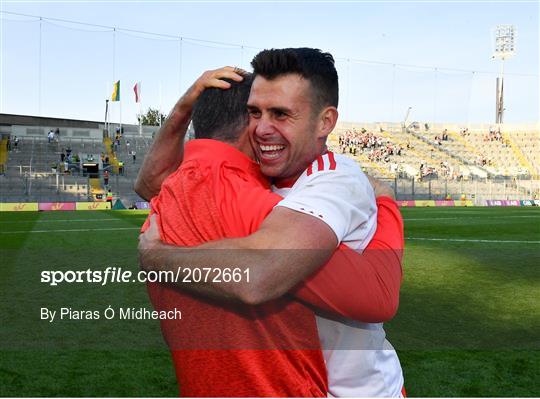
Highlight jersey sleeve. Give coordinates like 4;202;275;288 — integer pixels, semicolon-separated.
275;158;376;248
290;196;404;322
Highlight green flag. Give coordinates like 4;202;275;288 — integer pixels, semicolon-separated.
111;80;120;102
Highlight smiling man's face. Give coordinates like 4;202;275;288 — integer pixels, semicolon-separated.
247;73;327;184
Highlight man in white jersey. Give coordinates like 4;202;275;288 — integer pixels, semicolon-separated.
138;48;404;396
272;151;403;397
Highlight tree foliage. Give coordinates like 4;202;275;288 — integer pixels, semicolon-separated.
137;108;166;126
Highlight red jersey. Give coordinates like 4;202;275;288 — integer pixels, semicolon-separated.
147;139;327;397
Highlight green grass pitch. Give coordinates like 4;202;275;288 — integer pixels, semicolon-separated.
0;207;538;396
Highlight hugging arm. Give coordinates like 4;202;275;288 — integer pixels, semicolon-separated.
139;170;404;324
139;206;337;305
139;194;403;323
292;196;404;322
134;67;245;201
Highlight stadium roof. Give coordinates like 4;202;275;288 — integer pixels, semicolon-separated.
0;113;102;129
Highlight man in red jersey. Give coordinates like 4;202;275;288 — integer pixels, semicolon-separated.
137;51;403;397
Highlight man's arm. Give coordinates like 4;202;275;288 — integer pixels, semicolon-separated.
140;196;403;323
139;207;337;305
134;67;245;201
139;172;397;308
292;195;404;322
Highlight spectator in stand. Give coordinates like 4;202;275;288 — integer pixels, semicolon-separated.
104;170;109;187
439;161;452;178
48;129;54;143
486;127;504;142
14;136;19;151
55;128;60;138
339;128;401;163
132;150;137;163
118;160;124;175
60;150;65;163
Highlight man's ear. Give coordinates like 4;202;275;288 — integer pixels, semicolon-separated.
317;106;339;140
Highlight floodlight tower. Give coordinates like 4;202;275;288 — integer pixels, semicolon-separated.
492;25;516;124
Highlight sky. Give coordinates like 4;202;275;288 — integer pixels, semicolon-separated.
0;0;538;125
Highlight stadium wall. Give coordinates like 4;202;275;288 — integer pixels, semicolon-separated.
390;177;540;205
0;202;111;211
397;199;538;207
0;113;159;139
2;200;540;211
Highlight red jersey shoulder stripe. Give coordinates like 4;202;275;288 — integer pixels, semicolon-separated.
327;151;337;170
307;153;338;176
316;155;324;172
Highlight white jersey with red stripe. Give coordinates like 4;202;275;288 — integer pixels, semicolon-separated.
275;151;376;251
273;151;404;397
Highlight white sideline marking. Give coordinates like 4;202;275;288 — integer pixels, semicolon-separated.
3;228;537;243
406;237;540;244
406;210;539;215
0;218;145;224
1;227;141;234
1;215;536;224
404;215;540;221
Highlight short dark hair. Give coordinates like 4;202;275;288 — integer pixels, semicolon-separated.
251;48;338;112
192;74;253;142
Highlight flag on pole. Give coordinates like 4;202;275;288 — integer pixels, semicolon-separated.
133;82;141;103
111;80;120;102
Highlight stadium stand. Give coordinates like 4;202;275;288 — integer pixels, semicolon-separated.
0;114;538;206
329;121;540;202
0;134;155;204
0;114;159;205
